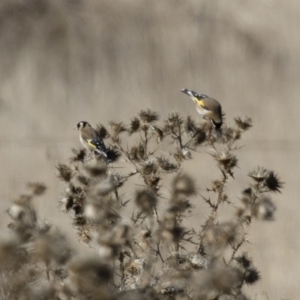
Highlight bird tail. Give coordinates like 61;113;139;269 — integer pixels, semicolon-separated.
94;149;112;163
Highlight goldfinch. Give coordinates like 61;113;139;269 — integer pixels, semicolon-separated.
181;88;223;128
75;121;110;162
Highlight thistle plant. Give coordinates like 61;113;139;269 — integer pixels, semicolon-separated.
0;111;283;300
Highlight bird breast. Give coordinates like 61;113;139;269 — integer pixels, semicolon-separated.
80;135;91;151
196;105;209;117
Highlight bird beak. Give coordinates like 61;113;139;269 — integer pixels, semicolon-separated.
181;88;190;95
181;88;196;102
73;126;78;130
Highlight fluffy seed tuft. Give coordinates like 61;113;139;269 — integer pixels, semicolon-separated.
139;109;159;123
234;116;252;131
56;164;73;182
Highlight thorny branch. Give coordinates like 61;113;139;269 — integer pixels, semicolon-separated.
0;111;283;300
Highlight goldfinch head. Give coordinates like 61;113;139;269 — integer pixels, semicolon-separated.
181;88;208;106
75;121;91;130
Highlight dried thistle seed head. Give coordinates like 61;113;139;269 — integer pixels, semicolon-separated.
140;123;149;132
220;126;241;143
243;215;252;225
139;109;159;123
77;229;92;244
141;159;158;176
109;121;127;135
248;166;268;182
242;187;253;197
129;117;141;133
124;258;146;276
234;116;252;131
67;183;83;196
214;151;238;174
244;267;260;285
233;129;242;141
95;124;110;139
169;196;192;213
84;161;107;177
163;254;192;272
106;147;121;163
143;175;160;191
253;197;276;221
110;173;127;188
215;150;235;166
264;171;284;193
56;164;73;182
142;229;152;239
211;180;223;191
157;157;179;173
173;148;191;163
173;148;185;163
66;189;84;214
70;148;86;163
129;146;138;161
129;143;145;161
192;129;206;146
7;204;25;220
136;229;152;254
60;196;74;212
239;188;254;206
73;203;83;215
152;125;164;141
164;113;183;134
27;183;46;196
72;215;87;228
182;147;192;160
172;174;195;196
168;225;185;243
168;113;183;126
77;175;90;186
135;189;157;213
188;253;210;269
235;253;252;269
184;116;197;135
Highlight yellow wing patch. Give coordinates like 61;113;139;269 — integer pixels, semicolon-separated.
87;139;97;149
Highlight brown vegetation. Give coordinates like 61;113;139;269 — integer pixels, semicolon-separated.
0;111;284;299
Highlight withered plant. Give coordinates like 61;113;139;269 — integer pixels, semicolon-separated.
0;111;283;300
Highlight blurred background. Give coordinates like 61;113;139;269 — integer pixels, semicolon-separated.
0;0;299;298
